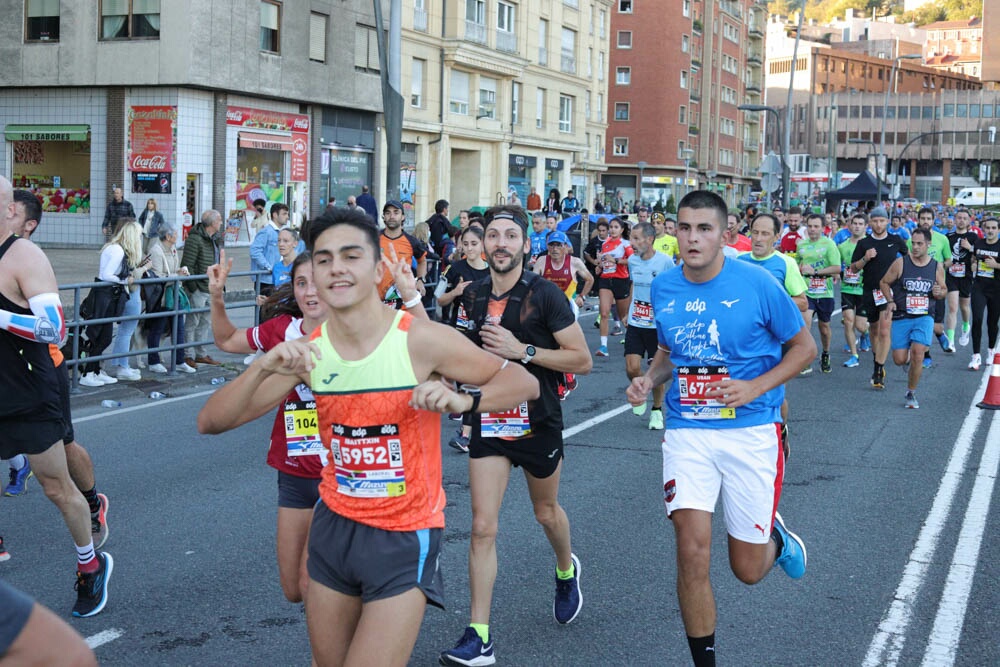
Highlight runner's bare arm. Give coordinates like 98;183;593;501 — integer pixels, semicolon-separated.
383;246;429;320
706;326;816;408
207;251;254;353
573;257;595;297
879;257;904;307
932;262;947;299
408;321;538;413
0;240;65;345
198;340;316;434
627;346;673;405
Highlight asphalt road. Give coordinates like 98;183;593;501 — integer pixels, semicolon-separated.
2;306;998;666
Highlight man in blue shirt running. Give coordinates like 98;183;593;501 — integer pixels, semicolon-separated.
627;190;814;667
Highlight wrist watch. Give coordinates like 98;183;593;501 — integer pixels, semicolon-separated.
521;345;536;364
458;384;482;413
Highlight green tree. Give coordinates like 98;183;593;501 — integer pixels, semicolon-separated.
664;194;677;214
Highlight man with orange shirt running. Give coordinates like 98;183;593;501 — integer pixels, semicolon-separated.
199;207;537;666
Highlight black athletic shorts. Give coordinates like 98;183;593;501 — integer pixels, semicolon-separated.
0;579;34;656
598;277;632;301
469;429;564;479
806;296;835;323
624;326;658;359
946;273;973;298
0;417;65;460
307;502;444;609
862;291;888;319
841;291;864;314
277;471;321;510
55;361;75;445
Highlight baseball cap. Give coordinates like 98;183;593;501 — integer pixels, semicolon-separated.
382;199;404;212
869;206;889;219
546;231;571;246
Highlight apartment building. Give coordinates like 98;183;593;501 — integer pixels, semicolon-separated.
1;0;383;246
603;0;765;210
923;16;984;79
400;0;611;217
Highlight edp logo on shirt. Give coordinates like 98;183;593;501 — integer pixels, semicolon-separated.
685;298;707;315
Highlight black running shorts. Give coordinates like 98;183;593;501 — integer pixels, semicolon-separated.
307;502;444;608
469;429;564;479
945;273;973;298
0;417;65;460
276;471;321;510
624;326;658;359
598;277;632;301
55;361;75;445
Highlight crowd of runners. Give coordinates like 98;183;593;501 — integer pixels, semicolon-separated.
2;167;999;666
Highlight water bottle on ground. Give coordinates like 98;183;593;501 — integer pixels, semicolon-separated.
100;400;122;409
211;377;226;385
149;391;166;400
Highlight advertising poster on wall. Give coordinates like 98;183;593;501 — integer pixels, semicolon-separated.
128;106;177;173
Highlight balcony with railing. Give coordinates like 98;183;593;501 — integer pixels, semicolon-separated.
720;1;742;20
561;50;576;74
465;20;487;44
748;22;763;39
747;49;762;65
413;8;427;32
744;138;759;151
497;29;517;53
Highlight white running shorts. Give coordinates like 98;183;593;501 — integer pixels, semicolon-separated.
661;423;784;544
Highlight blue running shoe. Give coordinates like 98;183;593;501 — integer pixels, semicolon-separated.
772;513;806;579
554;553;583;624
922;357;932;369
4;464;33;497
843;355;859;368
73;552;113;617
859;332;871;352
440;627;495;666
938;333;955;354
594;345;608;357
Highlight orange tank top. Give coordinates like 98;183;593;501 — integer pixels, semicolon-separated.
308;311;444;531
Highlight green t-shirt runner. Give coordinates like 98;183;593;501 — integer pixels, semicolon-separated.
797;237;840;299
838;239;864;296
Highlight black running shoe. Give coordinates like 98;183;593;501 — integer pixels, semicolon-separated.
73;552;113;617
820;352;831;374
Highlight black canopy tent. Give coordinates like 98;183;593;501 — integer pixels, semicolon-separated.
824;171;892;211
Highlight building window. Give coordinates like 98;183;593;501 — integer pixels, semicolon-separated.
683;0;690;17
512;81;521;125
681;34;689;53
586;91;592;120
599;9;606;38
679;105;686;124
355;25;379;73
25;0;59;42
618;0;633;12
101;0;160;40
680;71;688;88
450;70;470;115
465;0;486;42
613;137;629;156
479;77;498;119
559;95;573;133
614;102;630;121
617;30;632;48
10;127;91;206
413;0;428;31
598;52;605;80
561;28;577;74
616;66;631;85
309;12;327;62
536;88;546;128
497;2;516;51
258;1;280;51
410;58;424;107
539;19;549;65
588;47;593;78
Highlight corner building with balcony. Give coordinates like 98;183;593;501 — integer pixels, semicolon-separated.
401;0;610;217
1;0;382;246
602;0;765;210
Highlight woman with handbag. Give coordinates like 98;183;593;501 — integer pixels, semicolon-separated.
145;220;194;374
106;221;151;381
139;198;164;253
79;220;147;386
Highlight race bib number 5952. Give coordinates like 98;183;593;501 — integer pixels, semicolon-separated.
330;423;406;498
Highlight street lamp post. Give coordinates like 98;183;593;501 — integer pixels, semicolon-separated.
985;126;996;208
880;53;922;204
738;104;789;208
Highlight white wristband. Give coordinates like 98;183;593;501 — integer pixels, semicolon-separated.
402;295;422;309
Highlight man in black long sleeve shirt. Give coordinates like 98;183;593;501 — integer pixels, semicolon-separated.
101;188;135;241
850;206;908;388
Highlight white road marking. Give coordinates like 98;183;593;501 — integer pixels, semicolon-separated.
863;369;993;667
73;389;216;423
920;411;1000;666
563;403;634;439
85;628;124;649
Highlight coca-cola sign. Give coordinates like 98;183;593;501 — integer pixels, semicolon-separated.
226;105;309;133
128;105;176;173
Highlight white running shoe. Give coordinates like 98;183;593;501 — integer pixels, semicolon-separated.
148;363;168;374
79;372;104;388
115;367;141;381
969;353;982;371
96;370;118;384
959;328;971;347
175;362;196;374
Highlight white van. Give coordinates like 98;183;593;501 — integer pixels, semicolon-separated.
954;187;1000;206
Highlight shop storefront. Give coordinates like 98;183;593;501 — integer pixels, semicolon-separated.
317;106;376;214
226;105;309;225
640;175;676;210
5;124;92;215
507;154;536;205
544;158;564;198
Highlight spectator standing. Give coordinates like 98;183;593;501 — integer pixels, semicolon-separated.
346;195;357;210
249;203;289;299
509;188;522;207
249;198;268;232
561;190;580;214
145;221;193;374
356;185;379;222
137;198;164;253
545;188;562;217
101;187;135;242
180;210;223;367
270;228;299;289
527;186;542;212
106;220;151;381
426;198;453;256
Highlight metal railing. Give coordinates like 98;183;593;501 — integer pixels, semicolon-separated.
60;269;265;389
413;8;428;32
496;29;517;53
464;20;487;44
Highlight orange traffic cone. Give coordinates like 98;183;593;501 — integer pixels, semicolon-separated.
977;353;1000;410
